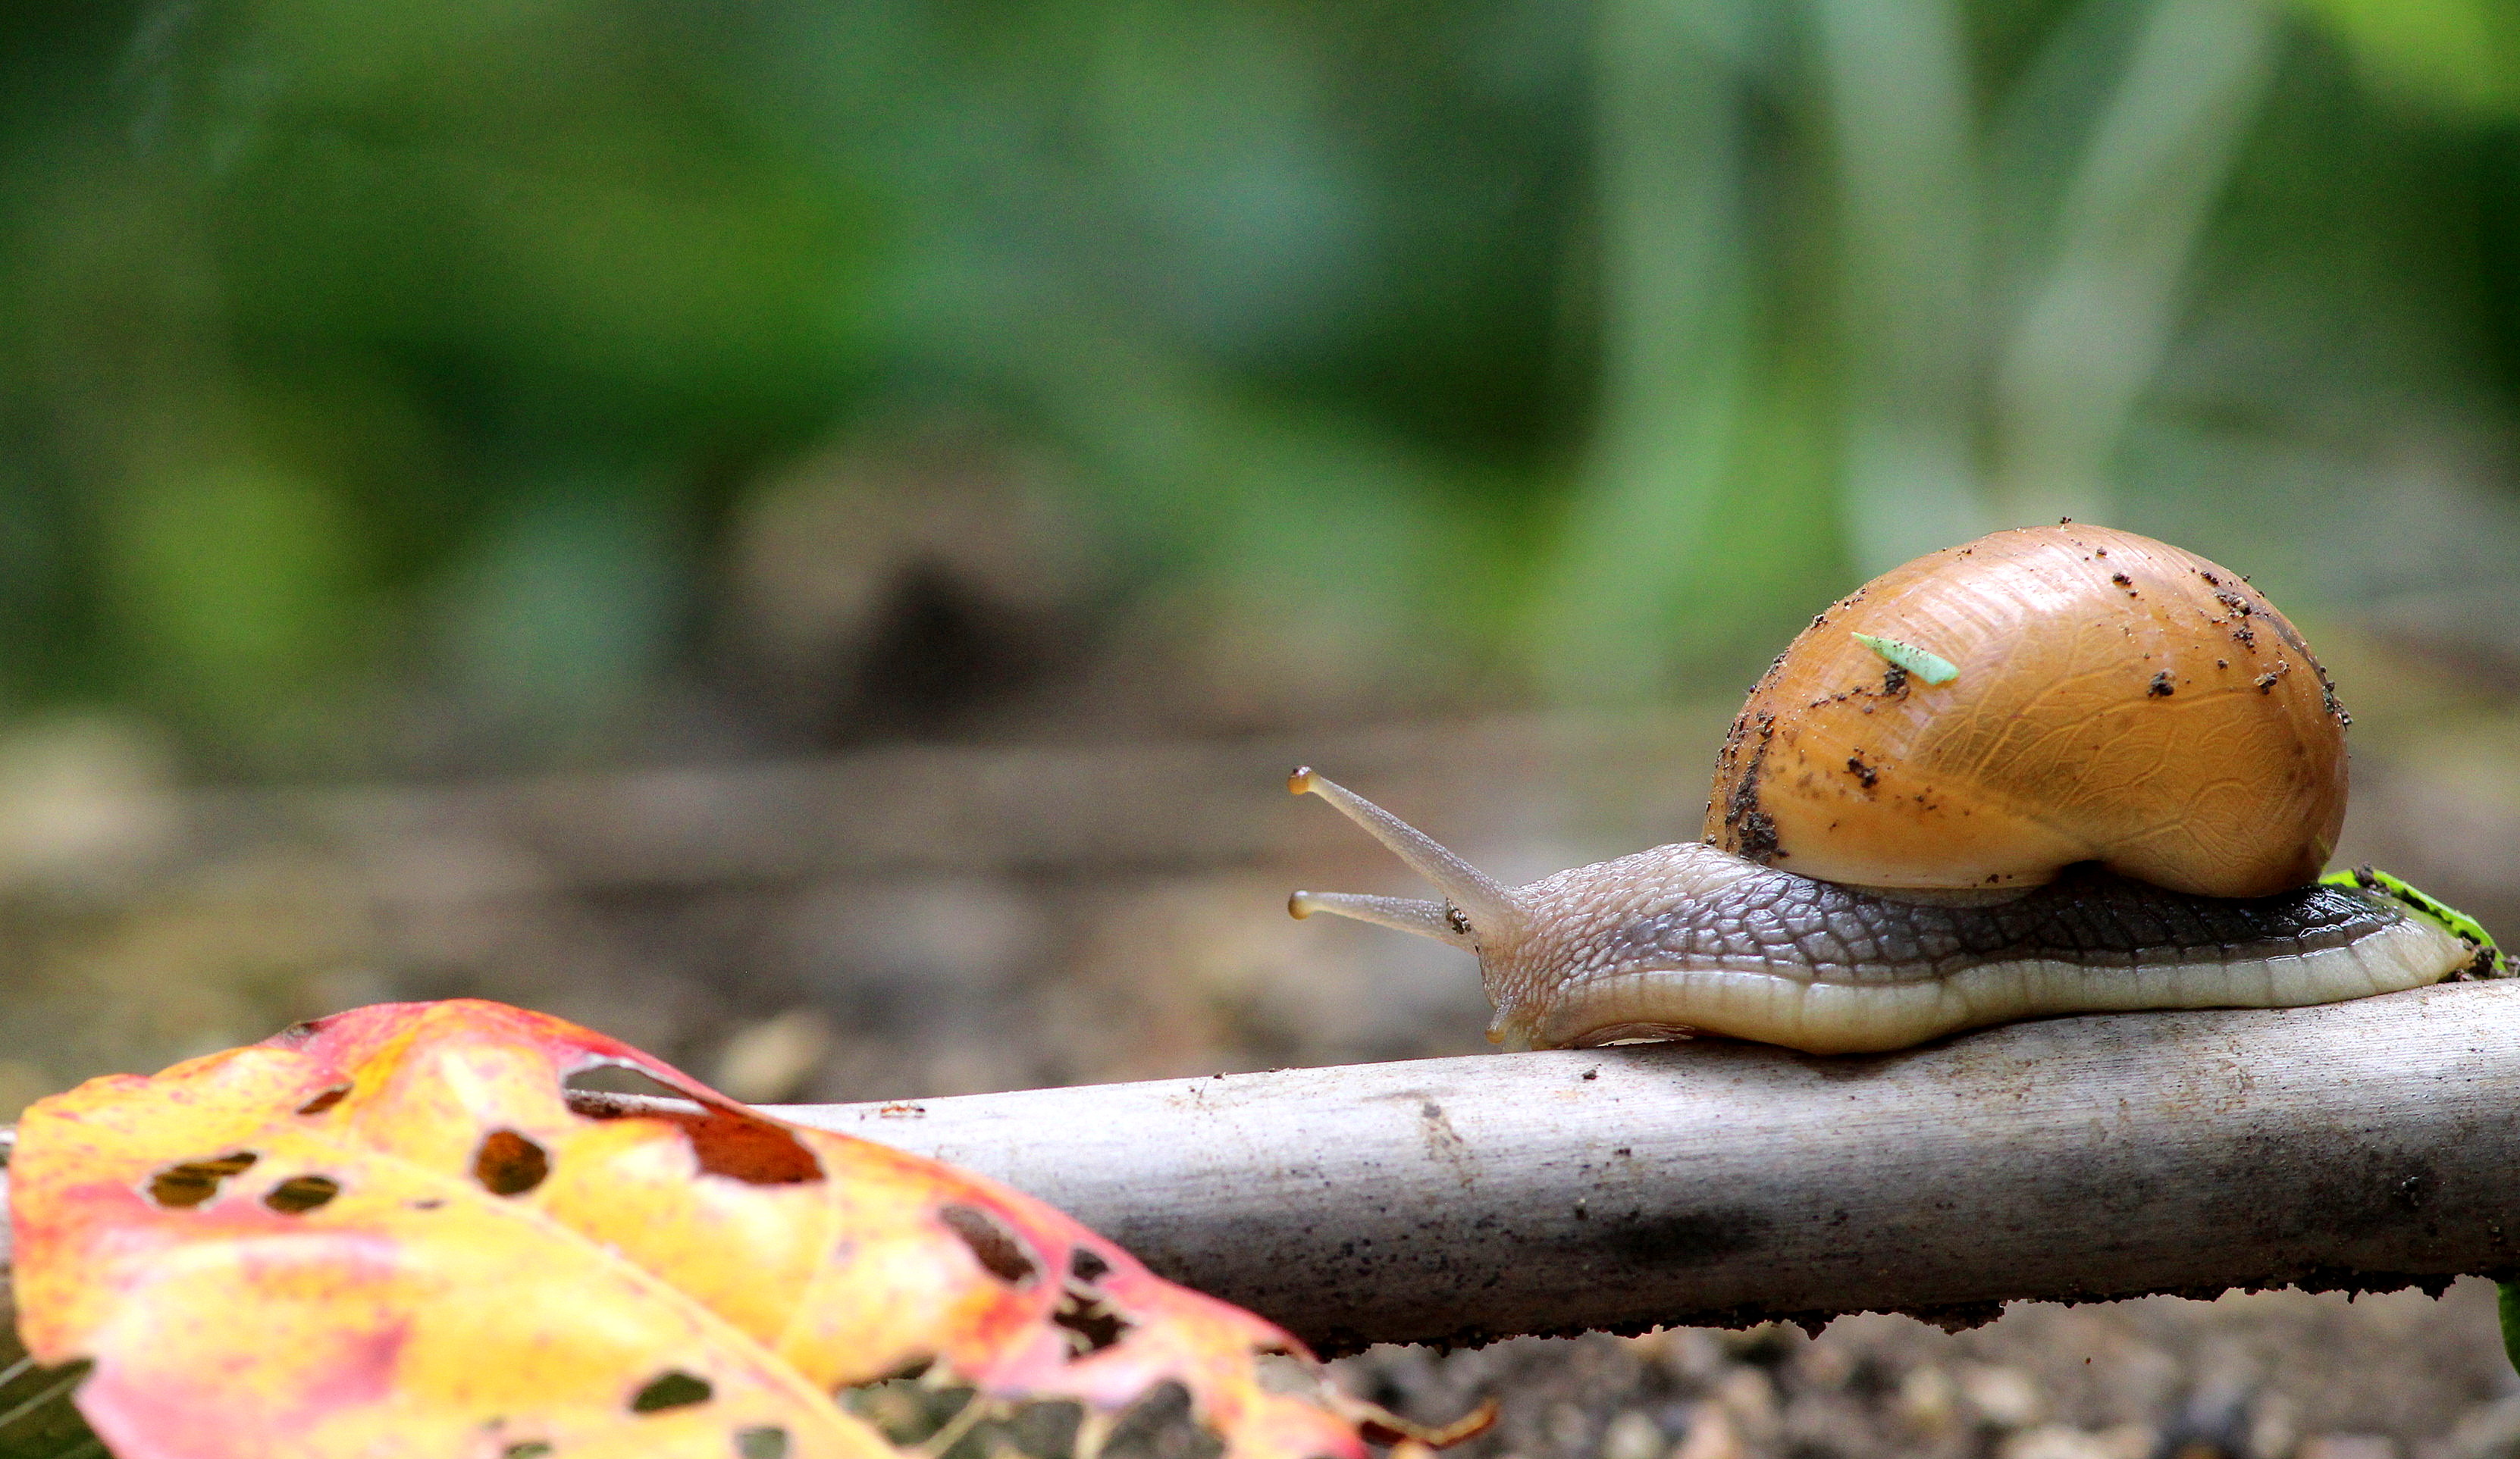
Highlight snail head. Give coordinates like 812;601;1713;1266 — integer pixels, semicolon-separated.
1287;767;1678;1050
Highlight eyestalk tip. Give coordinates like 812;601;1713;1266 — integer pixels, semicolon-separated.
1288;891;1315;919
1284;769;1524;941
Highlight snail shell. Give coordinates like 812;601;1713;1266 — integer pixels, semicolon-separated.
1287;525;2485;1054
1704;524;2347;897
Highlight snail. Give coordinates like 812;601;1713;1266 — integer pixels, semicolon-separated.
1287;524;2496;1054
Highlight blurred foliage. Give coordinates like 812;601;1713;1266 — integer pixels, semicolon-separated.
8;0;2520;773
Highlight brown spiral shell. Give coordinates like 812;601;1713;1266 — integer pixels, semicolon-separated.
1703;524;2349;897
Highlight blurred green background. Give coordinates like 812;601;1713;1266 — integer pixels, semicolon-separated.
14;0;2520;776
14;8;2520;1450
16;0;2520;1108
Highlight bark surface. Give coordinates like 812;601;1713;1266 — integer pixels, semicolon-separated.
785;982;2520;1351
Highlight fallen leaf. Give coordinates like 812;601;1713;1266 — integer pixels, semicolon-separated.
9;1000;1397;1459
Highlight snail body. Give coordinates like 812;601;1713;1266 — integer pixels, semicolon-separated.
1289;524;2484;1054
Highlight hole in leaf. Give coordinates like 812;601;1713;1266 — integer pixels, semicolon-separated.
997;1401;1084;1459
566;1062;691;1101
566;1063;823;1185
1102;1382;1224;1459
682;1115;823;1185
841;1383;975;1448
835;1386;1084;1459
1053;1285;1132;1357
1070;1248;1111;1283
148;1152;258;1208
474;1131;550;1196
296;1085;351;1115
735;1426;790;1459
631;1370;714;1414
264;1176;340;1213
939;1204;1039;1286
503;1445;553;1459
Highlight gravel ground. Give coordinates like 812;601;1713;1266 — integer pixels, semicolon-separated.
1332;1281;2520;1459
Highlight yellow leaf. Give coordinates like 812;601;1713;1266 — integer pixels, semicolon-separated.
10;1001;1387;1459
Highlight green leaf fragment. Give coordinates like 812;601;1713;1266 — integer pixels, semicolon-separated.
2319;865;2509;979
1851;633;1958;686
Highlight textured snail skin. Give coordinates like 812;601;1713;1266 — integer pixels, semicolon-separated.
1707;524;2348;897
1475;841;2471;1054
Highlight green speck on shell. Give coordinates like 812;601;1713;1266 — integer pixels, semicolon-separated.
1851;633;1958;686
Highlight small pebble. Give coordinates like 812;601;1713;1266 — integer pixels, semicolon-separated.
1960;1364;2045;1430
1600;1409;1668;1459
1673;1405;1744;1459
1999;1424;2154;1459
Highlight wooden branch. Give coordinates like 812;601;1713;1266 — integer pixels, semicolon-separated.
2;985;2509;1355
783;982;2520;1352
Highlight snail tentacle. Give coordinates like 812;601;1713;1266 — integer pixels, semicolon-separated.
1287;891;1474;950
1289;768;1526;945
